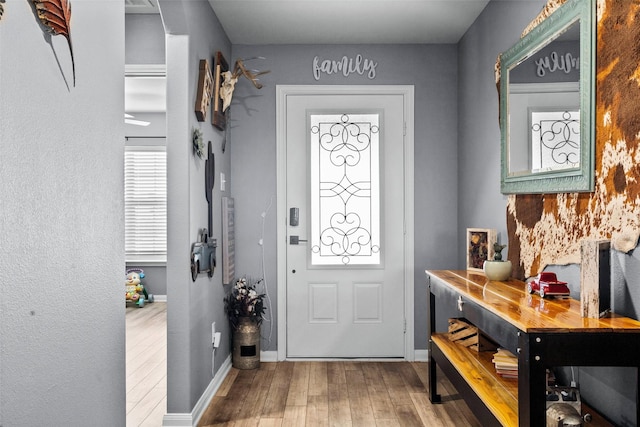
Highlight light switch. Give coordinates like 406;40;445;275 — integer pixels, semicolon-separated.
220;172;226;191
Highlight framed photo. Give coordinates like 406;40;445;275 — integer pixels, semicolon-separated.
212;51;229;131
466;228;497;271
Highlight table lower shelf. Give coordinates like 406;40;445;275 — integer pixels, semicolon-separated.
431;333;519;427
431;333;616;427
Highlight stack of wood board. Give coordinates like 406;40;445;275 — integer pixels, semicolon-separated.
492;348;518;379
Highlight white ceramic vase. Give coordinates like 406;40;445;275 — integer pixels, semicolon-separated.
483;260;512;281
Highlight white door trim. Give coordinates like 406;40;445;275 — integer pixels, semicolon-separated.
276;85;415;361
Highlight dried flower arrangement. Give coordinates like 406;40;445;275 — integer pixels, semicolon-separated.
224;277;266;328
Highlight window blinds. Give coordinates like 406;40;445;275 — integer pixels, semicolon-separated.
125;146;167;262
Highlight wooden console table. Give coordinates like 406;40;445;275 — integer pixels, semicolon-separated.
426;269;640;427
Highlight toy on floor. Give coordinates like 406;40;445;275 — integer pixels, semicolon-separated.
125;268;154;308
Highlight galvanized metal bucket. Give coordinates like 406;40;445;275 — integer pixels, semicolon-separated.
232;317;260;369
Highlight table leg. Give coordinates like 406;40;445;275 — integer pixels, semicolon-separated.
428;281;441;403
428;340;441;403
518;333;547;427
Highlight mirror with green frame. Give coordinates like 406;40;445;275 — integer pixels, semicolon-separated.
500;0;595;194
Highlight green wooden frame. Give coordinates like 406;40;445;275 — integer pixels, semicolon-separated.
500;0;595;194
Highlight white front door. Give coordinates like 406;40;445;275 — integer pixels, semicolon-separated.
280;87;411;358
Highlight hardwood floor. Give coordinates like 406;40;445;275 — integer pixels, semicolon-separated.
126;301;167;427
124;303;480;426
198;361;481;427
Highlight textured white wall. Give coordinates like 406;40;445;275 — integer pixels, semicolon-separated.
0;1;125;425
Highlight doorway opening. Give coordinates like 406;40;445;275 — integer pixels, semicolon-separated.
124;64;168;426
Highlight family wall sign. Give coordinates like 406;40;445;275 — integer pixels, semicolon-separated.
313;54;378;80
534;50;579;77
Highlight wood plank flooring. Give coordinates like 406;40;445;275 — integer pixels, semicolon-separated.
125;302;480;426
198;361;481;427
126;301;167;427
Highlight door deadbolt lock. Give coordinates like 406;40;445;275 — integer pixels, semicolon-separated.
289;207;299;226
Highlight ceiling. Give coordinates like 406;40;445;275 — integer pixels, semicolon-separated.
207;0;490;45
125;0;491;45
124;0;159;14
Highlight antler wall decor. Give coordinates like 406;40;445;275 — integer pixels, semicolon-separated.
212;52;269;131
219;57;270;112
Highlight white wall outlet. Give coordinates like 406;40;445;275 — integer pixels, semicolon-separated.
213;332;221;348
211;322;216;345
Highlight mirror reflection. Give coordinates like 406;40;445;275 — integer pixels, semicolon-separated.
500;0;594;194
508;19;580;177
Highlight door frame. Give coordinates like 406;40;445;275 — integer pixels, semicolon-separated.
275;85;415;361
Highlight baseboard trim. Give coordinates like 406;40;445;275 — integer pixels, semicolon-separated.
415;349;429;361
162;355;231;427
152;294;167;302
161;413;192;427
260;350;278;362
260;350;429;362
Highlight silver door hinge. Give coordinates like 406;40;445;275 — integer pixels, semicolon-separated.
403;319;407;333
403;122;407;136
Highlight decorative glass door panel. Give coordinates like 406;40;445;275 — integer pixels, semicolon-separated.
530;110;580;172
310;113;380;266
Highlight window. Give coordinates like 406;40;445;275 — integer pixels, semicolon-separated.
125;146;167;263
309;113;380;266
530;109;580;172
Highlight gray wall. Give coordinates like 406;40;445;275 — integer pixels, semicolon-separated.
158;0;233;415
230;44;460;351
457;0;545;259
126;13;166;65
0;2;125;426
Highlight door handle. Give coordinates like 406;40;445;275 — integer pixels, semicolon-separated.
289;235;308;245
